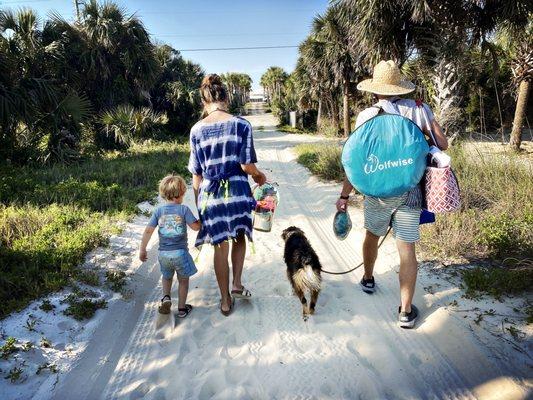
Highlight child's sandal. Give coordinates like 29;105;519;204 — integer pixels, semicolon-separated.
177;304;193;318
158;295;172;314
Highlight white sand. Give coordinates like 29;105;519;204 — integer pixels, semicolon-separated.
0;214;151;400
5;114;532;399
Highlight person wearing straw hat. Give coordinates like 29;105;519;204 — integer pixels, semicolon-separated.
336;60;448;328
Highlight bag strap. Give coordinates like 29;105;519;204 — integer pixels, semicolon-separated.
372;105;385;114
371;97;401;115
416;101;439;149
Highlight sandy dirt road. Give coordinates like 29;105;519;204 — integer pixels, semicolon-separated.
53;114;532;400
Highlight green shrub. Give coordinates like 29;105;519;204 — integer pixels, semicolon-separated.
105;269;127;292
100;105;169;147
0;141;189;214
462;267;533;299
277;125;310;134
63;295;107;321
76;269;100;286
295;144;344;181
6;366;24;383
317;119;341;137
1;337;18;360
39;300;55;312
0;205;110;318
478;213;533;257
36;362;58;375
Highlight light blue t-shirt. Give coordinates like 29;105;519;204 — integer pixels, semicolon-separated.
148;204;198;251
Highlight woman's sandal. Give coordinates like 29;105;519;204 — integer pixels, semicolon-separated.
177;304;193;318
231;286;252;299
220;296;234;317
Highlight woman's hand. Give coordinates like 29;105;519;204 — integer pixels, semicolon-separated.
336;198;348;212
252;171;267;186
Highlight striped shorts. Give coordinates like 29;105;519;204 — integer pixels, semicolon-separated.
363;194;421;243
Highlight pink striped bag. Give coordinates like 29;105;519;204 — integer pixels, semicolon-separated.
419;106;461;213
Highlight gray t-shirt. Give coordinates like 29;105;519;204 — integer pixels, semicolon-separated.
148;204;198;251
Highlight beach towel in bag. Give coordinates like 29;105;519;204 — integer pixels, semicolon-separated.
342;112;429;197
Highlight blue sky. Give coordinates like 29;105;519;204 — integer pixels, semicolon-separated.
0;0;329;91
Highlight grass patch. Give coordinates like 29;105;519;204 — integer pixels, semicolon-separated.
295;143;344;181
6;366;24;383
1;337;18;360
62;295;107;321
462;267;533;299
75;269;100;287
39;300;55;312
277;125;311;134
0;141;189;214
0;140;189;319
105;269;127;292
421;143;532;261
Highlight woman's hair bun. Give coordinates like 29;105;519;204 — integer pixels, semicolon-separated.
200;74;228;104
202;74;223;87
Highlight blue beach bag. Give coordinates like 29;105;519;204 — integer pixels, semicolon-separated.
342;113;429;198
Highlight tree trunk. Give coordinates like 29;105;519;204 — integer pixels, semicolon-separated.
509;79;530;151
343;79;350;137
316;98;322;128
330;95;340;133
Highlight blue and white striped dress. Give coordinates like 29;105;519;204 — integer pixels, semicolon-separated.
188;116;257;247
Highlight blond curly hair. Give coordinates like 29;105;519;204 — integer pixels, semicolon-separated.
158;174;187;201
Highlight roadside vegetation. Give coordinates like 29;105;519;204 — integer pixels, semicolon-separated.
0;141;189;318
0;1;199;319
295;144;344;182
420;145;532;262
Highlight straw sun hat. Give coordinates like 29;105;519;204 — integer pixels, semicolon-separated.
357;60;415;96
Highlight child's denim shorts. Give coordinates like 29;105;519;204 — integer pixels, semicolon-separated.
158;249;198;279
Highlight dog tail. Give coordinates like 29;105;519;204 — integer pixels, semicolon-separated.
293;265;321;292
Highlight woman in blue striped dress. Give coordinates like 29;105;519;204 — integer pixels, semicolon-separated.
188;74;267;316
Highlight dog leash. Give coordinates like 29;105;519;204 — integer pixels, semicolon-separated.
320;227;391;275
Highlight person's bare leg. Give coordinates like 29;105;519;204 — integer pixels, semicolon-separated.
363;230;379;279
214;242;231;312
231;233;246;290
177;277;189;309
162;277;173;298
396;240;417;313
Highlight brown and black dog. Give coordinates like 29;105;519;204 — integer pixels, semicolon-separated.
281;226;322;320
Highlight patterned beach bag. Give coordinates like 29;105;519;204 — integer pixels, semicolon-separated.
424;166;460;213
421;107;461;213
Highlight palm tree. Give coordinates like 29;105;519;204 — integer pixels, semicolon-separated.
0;8;91;162
312;6;362;136
260;67;288;103
336;0;532;147
221;72;253;113
50;0;160;111
151;44;204;133
506;22;532;150
298;37;341;130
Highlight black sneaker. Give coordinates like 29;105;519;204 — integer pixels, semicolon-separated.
360;276;376;294
158;295;172;314
398;304;418;329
